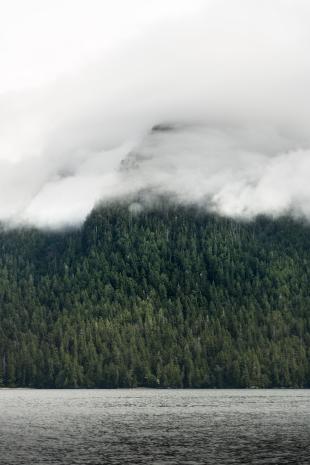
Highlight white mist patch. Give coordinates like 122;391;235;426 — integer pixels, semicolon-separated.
0;0;309;227
120;125;310;219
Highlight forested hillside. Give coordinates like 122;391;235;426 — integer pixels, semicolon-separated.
1;201;310;388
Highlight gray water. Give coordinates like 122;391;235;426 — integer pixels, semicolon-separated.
0;389;309;465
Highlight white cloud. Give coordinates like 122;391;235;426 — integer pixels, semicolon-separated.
0;0;309;227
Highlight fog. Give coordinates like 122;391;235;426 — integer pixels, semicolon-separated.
0;0;309;227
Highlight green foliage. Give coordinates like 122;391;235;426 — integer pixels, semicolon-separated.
1;201;310;388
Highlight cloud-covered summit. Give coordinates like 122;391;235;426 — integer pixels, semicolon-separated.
0;0;309;227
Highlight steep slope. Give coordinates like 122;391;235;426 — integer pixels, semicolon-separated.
0;201;310;388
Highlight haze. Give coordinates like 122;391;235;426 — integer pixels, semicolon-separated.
0;0;309;227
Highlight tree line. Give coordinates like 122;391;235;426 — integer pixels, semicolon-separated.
0;200;310;388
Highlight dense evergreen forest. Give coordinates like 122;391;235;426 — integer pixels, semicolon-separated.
1;199;310;388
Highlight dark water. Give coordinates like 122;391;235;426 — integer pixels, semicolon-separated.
0;389;309;465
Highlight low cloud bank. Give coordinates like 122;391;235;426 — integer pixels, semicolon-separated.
0;0;309;227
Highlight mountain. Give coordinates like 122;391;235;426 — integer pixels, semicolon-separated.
0;200;310;388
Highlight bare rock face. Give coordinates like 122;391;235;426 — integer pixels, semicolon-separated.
119;152;153;172
151;123;176;133
119;122;177;173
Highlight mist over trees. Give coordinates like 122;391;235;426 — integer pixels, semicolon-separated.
0;201;310;388
1;2;310;227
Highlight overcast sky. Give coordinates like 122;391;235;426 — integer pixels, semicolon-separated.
0;0;310;227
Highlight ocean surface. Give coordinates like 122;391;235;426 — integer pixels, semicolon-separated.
0;389;309;464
